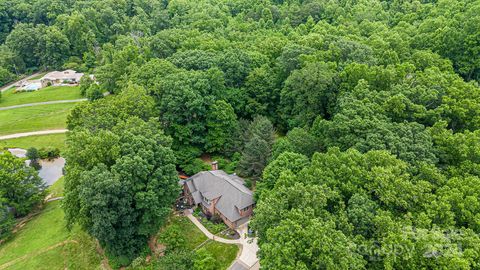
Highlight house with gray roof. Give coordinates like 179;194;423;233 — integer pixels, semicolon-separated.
183;170;254;229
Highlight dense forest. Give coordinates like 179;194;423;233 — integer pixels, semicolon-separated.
1;0;480;268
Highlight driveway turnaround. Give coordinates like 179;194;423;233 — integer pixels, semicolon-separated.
0;99;87;111
0;129;68;140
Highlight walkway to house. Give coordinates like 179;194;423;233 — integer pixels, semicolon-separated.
0;129;68;140
0;99;87;111
185;210;260;270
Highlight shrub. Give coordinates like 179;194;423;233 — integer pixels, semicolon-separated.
194;248;218;270
181;158;210;176
159;225;187;252
38;147;60;160
0;206;15;241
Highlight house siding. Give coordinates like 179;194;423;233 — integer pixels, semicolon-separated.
183;184;194;205
182;172;255;229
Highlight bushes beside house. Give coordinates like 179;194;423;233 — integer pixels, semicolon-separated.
193;208;228;234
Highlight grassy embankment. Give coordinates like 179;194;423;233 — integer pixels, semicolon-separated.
0;86;82;151
0;179;238;270
0;181;102;270
0;134;67;152
0;103;76;136
0;86;82;108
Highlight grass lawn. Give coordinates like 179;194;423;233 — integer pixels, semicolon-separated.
0;86;82;108
203;241;239;269
47;177;65;198
152;215;239;270
0;133;67;152
0;103;76;136
159;215;208;250
29;72;48;80
0;201;102;269
0;179;102;270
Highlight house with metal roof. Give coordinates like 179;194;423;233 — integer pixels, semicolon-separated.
183;169;254;229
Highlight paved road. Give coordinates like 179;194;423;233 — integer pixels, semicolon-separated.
0;99;87;111
0;72;43;92
0;129;68;140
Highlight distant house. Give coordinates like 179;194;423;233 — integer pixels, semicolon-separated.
183;168;254;229
40;70;84;88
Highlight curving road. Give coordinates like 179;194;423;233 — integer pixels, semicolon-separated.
0;129;68;140
0;99;87;111
0;72;43;93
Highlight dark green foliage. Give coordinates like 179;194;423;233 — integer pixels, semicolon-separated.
0;200;15;241
79;75;94;96
181;158;211;177
2;0;480;268
280;61;338;128
0;152;45;217
205;100;238;154
64;118;179;262
67;84;155;131
237;116;274;179
155;68;225;149
0;67;14;86
37;147;60;160
26;147;41;170
85;84;103;101
26;147;40;160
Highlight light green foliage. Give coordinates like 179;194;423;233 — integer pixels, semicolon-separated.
67;84;155;131
159;225;187;252
258;151;309;197
85;83;103;101
79;76;93;96
252;148;480;268
194;247;219;270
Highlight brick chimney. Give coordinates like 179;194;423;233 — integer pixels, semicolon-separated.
211;161;218;171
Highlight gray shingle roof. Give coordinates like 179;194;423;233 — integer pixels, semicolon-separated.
186;170;254;222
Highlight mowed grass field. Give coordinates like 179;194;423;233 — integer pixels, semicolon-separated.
0;86;82;108
0;133;67;152
0;182;102;270
0;103;77;136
